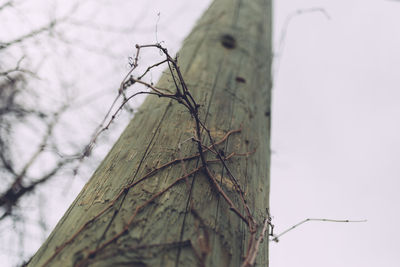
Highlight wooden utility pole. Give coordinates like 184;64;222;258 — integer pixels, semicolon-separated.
27;0;272;266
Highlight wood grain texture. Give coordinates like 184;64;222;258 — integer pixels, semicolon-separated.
27;0;272;266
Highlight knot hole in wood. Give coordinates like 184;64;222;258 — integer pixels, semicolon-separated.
220;34;236;49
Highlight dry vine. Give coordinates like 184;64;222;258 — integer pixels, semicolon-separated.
31;43;270;267
270;218;367;243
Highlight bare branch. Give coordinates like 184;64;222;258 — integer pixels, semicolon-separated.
271;218;367;242
0;1;13;11
0;2;80;50
0;104;70;218
0;20;58;50
0;57;37;79
273;7;331;80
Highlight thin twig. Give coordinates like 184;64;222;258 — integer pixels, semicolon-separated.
0;3;81;50
273;7;331;81
271;218;367;242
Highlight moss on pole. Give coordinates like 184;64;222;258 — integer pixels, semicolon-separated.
27;0;272;266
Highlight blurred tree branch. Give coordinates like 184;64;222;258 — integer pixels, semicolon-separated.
0;0;185;264
0;1;84;221
0;1;13;12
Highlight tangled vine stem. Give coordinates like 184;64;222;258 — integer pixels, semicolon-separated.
38;43;269;267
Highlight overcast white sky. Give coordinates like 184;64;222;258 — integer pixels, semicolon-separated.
2;0;400;266
271;0;400;266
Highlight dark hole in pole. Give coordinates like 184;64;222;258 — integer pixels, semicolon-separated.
235;76;246;83
220;34;236;49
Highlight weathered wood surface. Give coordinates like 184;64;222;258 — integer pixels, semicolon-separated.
28;0;272;266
